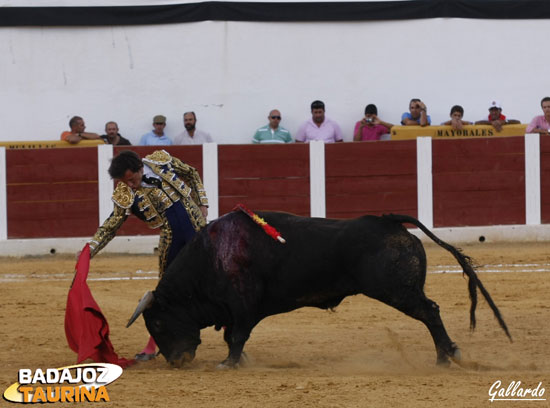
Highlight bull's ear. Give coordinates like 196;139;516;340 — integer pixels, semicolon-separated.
126;291;155;328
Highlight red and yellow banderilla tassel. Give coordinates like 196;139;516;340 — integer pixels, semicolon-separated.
233;203;286;244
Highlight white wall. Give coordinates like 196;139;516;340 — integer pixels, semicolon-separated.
1;18;548;144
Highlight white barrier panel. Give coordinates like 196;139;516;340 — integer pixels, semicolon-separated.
202;143;219;221
0;147;6;240
309;141;325;218
416;137;433;229
525;133;541;225
97;144;114;225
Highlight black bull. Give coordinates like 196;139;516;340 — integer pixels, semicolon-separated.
128;211;511;368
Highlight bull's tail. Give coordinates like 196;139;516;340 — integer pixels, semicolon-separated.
383;213;512;342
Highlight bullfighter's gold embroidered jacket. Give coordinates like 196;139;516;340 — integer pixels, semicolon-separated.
88;150;208;274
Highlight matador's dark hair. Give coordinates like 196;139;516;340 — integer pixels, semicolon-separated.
108;150;143;179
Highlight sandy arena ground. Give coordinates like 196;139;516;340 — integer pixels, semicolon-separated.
1;242;549;407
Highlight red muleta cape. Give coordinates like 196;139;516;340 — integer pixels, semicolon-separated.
64;244;134;368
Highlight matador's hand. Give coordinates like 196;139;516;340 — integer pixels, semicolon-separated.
200;205;208;219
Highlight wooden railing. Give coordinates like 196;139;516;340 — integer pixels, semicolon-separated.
390;124;527;140
0;140;105;149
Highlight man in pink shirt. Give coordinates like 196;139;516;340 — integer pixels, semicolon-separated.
353;104;393;141
295;100;343;143
526;96;550;135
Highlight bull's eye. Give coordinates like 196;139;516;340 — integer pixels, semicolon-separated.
153;319;162;332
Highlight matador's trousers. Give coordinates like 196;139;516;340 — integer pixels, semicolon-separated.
159;201;197;276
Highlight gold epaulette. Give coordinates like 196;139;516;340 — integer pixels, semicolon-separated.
111;182;135;209
143;150;172;166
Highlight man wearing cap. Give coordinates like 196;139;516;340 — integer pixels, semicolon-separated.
139;115;173;145
173;112;214;145
476;101;520;132
252;109;292;144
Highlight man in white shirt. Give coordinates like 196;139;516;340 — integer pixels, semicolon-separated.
173;112;213;145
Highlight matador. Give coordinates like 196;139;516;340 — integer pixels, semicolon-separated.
87;149;208;361
89;149;208;275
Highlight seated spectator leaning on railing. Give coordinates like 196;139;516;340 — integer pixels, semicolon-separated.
526;96;550;135
440;105;472;130
353;104;393;141
60;116;101;144
475;100;520;132
101;121;132;145
401;98;431;126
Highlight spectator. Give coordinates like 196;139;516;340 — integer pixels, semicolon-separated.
101;121;132;145
475;100;520;132
295;100;343;143
401;99;431;126
139;115;172;146
60;116;101;144
252;109;292;144
173;112;213;145
441;105;472;130
526;96;550;135
353;104;393;141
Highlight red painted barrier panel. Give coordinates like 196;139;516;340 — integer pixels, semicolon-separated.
541;136;550;223
218;144;310;216
6;148;99;238
4;139;545;240
112;146;203;237
433;137;525;227
325;141;417;219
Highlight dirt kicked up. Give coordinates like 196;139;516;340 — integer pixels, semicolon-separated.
0;242;549;408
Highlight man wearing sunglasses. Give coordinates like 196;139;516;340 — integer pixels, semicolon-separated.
252;109;292;144
139;114;173;145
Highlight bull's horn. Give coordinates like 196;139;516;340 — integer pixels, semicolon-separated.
126;291;154;328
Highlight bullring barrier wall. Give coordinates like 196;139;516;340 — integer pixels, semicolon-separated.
0;135;549;254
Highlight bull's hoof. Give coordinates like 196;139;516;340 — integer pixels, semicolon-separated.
216;352;249;370
169;351;195;368
437;344;461;367
170;358;190;369
216;361;239;370
436;356;451;367
451;347;462;361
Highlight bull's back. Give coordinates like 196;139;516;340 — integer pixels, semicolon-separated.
169;211;427;317
250;212;426;308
